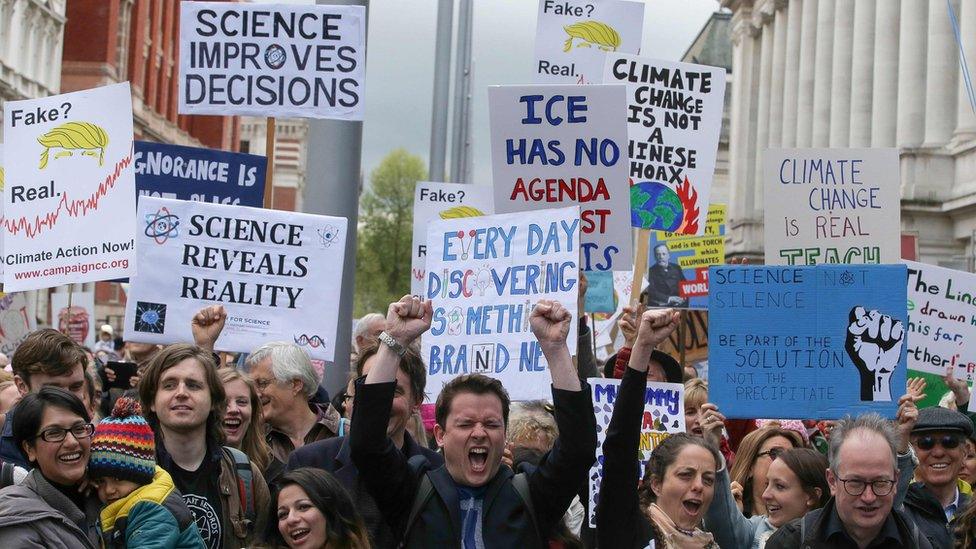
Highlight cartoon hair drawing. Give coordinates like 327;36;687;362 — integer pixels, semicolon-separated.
37;121;109;169
563;21;621;53
439;205;486;220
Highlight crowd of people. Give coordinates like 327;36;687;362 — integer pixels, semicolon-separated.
0;293;974;549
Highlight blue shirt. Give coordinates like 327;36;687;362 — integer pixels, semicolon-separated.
457;485;487;549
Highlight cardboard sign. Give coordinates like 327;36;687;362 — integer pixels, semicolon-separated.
422;206;580;402
51;291;96;348
2;82;137;291
644;204;725;308
603;55;726;235
124;197;347;361
584;270;614;313
658;310;710;365
905;261;976;382
179;2;366;120
411;182;494;297
764;148;901;265
134;141;267;207
489;85;631;272
533;0;645;85
587;377;684;527
0;293;35;356
709;265;908;419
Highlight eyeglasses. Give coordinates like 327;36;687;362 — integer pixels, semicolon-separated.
836;477;896;497
915;435;962;451
252;377;277;391
758;447;786;460
35;423;95;443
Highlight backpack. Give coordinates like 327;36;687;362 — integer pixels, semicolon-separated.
0;460;15;488
223;446;256;529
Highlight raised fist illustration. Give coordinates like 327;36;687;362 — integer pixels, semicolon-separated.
845;306;904;402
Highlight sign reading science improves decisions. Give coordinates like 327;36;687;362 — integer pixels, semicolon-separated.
179;2;366;120
125;197;347;361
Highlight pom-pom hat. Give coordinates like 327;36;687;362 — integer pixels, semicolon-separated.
88;397;156;486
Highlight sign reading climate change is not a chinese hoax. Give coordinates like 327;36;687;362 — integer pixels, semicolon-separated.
125;197;347;361
2;82;137;291
179;2;366;119
422;206;580;402
709;265;908;420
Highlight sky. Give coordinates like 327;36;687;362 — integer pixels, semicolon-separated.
274;0;723;189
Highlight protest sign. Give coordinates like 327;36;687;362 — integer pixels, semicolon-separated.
422;206;580;401
2;82;136;291
764;148;901;265
603;54;726;236
0;292;35;356
587;377;684;527
584;270;614;313
592;270;645;353
134;141;266;207
658;310;709;365
709;265;908;419
644;204;725;309
411;182;494;297
533;0;645;85
51;291;96;348
124;196;347;361
179;2;366;120
489;85;631;272
0;144;4;279
905;261;976;383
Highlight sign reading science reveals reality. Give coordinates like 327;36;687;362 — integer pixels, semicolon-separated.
708;265;908;419
422;206;580;402
489;85;630;272
179;2;366;120
125;197;347;361
2;83;137;291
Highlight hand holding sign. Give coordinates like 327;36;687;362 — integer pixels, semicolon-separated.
387;295;433;347
192;305;227;352
942;371;971;408
845;307;905;403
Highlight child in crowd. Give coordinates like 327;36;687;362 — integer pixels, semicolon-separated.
88;397;205;548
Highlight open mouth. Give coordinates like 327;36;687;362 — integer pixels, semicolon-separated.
691;427;703;436
59;452;82;464
469;447;488;472
766;503;781;514
682;498;703;515
289;528;310;543
224;417;242;433
930;463;949;470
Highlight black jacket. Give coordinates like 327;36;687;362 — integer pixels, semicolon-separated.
902;481;969;549
349;378;597;548
288;432;443;547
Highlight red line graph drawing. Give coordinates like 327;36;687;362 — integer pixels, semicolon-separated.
2;154;132;239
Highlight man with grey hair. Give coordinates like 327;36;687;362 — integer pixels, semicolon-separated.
354;313;386;353
766;412;933;549
247;342;341;471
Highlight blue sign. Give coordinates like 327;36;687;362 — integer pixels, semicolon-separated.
133;141;266;207
584;271;614;313
708;264;908;419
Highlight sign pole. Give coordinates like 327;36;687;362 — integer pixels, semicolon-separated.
263;117;276;209
630;228;650;307
678;310;686;368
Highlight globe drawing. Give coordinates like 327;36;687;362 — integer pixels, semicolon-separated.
631;181;684;231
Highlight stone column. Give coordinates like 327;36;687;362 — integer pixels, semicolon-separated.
849;0;876;147
924;0;960;146
829;0;855;147
768;4;788;147
871;0;900;147
728;9;760;221
811;0;834;147
795;0;818;147
956;0;976;137
781;1;803;146
754;2;775;188
897;0;928;147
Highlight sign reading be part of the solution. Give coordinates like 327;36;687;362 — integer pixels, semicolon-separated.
125;197;347;361
709;265;908;419
179;2;366;120
764;148;901;266
905;261;976;382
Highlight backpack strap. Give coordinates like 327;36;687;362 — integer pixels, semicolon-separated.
223;446;255;527
511;472;541;541
401;455;435;549
0;461;14;488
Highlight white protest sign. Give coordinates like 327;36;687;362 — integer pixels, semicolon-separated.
588;377;685;527
51;291;96;348
422;206;580;402
533;0;644;85
411;182;494;298
764;148;901;265
125;197;347;361
604;55;726;236
2;83;136;291
906;261;976;382
489;85;631;272
179;2;366;120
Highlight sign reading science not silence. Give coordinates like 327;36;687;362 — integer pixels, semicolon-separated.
125;197;347;361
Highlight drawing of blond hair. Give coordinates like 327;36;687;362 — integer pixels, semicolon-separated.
563;21;621;52
37;121;109;169
439;205;486;219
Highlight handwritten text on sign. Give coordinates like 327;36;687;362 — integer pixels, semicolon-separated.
905;261;976;382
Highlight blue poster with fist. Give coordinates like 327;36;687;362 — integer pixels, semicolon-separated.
708;264;908;419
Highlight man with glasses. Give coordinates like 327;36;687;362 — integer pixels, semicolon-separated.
902;406;973;547
766;413;933;549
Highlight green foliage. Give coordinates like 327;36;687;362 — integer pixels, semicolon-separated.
354;149;425;316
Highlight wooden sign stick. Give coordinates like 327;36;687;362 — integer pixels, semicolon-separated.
630;228;650;307
263;117;276;209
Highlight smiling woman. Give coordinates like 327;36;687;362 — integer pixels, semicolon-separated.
267;468;370;549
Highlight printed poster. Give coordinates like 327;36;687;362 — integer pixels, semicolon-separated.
134;141;267;207
51;291;96;348
644;204;725;308
489;84;631;272
2;82;137;291
709;265;908;419
124;197;347;361
422;206;580;402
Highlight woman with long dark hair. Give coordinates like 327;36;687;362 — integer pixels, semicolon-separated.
267;468;370;549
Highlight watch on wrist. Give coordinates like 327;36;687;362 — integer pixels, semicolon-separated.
378;331;407;357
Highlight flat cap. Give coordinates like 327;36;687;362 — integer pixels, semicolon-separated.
912;406;974;438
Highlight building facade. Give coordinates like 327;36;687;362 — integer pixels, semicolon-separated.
240;117;308;213
722;0;976;269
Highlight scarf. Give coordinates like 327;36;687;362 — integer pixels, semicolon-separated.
646;503;717;549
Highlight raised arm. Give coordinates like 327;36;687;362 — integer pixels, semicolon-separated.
364;295;431;385
531;299;580;391
700;403;759;548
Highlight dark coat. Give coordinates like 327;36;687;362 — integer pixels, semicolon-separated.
646;263;686;306
902;481;969;548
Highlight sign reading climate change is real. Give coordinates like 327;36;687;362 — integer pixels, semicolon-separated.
604;54;726;236
422;206;580;402
179;2;366;120
533;0;644;85
125;197;347;361
709;265;908;419
764;148;901;265
489;85;630;272
134;141;267;207
2;82;137;291
905;261;976;382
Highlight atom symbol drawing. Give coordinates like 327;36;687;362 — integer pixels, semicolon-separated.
840;271;856;286
317;225;340;248
145;207;180;245
134;301;167;334
265;44;287;69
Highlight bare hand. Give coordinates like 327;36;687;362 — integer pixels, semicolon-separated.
633;309;680;351
502;442;514;469
730;481;744;512
530;300;572;345
129;374;141;389
386;295;432;346
618;305;644;348
192;305;227;351
104;367;116;383
699;403;725;450
896;385;923;453
943;371;971;407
